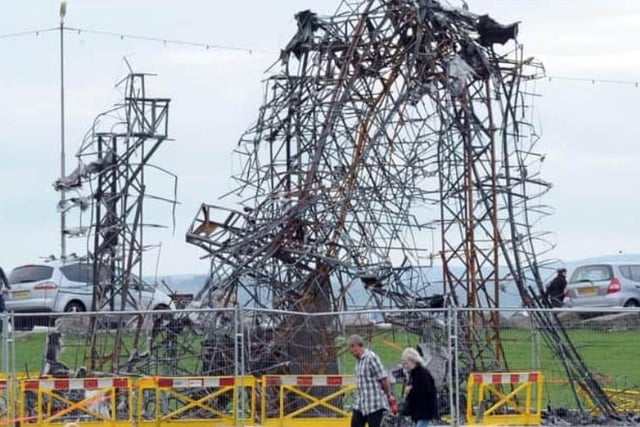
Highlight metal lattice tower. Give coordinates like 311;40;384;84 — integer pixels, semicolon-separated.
55;70;177;374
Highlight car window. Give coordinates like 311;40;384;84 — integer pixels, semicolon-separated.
630;266;640;282
620;266;632;280
60;263;92;283
60;263;111;284
8;265;54;284
569;265;612;283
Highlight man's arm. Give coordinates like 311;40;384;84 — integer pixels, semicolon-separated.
379;376;392;398
370;354;394;400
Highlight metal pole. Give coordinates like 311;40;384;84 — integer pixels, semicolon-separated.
238;304;246;425
233;305;241;425
59;1;67;260
453;307;460;426
447;306;455;427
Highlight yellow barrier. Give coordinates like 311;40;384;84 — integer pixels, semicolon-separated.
136;375;256;426
260;375;356;427
580;387;640;414
466;372;544;426
18;377;133;427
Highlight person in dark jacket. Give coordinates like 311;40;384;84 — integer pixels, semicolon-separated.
400;347;438;427
546;268;567;307
0;266;10;333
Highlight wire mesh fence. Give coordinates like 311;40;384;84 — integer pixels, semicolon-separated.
1;306;640;425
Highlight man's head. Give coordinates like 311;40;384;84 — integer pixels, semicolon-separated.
557;268;567;276
346;334;366;358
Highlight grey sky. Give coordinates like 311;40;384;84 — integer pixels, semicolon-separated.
0;0;638;276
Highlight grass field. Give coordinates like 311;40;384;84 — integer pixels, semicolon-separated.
2;326;638;409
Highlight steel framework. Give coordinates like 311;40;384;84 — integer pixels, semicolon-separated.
55;69;178;374
186;0;617;417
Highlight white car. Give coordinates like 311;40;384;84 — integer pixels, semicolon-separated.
6;260;175;320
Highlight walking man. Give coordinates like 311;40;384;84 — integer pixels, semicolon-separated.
347;334;395;427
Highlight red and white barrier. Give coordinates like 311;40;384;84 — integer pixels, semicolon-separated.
156;376;236;388
471;372;539;385
265;375;356;387
23;377;129;391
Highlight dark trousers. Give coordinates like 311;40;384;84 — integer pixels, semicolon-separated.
351;409;384;427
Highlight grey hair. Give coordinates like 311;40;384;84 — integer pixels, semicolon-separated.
347;334;365;347
401;347;424;365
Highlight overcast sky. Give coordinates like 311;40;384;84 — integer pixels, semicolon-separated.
0;0;638;276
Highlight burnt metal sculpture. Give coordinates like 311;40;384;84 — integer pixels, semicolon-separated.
186;0;617;418
55;68;177;374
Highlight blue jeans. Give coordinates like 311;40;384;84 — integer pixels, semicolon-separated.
415;420;429;427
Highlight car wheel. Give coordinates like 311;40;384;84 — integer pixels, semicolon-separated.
623;300;640;308
64;301;86;312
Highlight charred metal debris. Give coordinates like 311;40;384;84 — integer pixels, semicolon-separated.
46;0;622;421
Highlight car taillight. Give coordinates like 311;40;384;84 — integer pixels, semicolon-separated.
607;278;621;294
34;282;57;291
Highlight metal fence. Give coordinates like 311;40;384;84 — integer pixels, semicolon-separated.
1;306;639;426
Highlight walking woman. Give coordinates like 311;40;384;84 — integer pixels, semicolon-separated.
400;347;438;427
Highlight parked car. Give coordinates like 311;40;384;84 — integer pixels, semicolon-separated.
563;262;640;308
6;260;175;327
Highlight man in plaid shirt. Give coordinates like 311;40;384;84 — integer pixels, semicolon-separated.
347;334;395;427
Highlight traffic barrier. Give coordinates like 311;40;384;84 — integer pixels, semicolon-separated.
18;377;132;427
260;375;356;427
466;371;543;426
136;375;256;426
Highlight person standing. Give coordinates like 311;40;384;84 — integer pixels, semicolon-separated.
400;347;438;427
546;268;568;308
0;266;10;333
347;334;395;427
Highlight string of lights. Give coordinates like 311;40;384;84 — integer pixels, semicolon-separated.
0;27;57;39
0;26;637;87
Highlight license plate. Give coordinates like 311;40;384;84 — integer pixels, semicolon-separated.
11;290;31;299
578;286;598;296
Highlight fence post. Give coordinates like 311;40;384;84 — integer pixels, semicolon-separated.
448;305;460;426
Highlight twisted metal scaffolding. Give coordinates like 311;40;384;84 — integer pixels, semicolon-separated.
54;68;178;374
186;0;617;418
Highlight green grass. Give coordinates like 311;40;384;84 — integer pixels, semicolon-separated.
2;327;638;411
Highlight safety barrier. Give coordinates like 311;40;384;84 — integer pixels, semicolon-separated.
260;375;356;427
466;371;544;426
0;379;8;422
18;377;132;427
136;375;256;426
580;387;640;414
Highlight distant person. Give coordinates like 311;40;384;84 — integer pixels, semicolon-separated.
400;347;438;427
0;266;9;332
546;268;567;307
347;334;395;427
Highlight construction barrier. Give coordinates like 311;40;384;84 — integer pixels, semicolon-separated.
136;375;256;426
0;379;8;422
260;375;356;427
466;371;543;426
18;377;132;427
580;387;640;414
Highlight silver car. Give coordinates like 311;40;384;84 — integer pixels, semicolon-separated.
6;260;175;316
563;262;640;308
